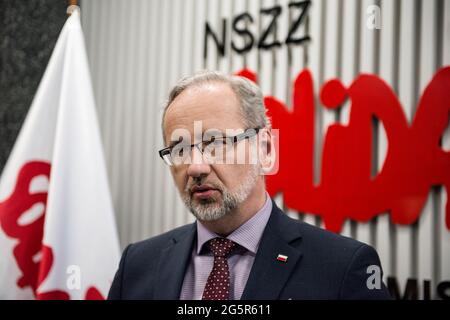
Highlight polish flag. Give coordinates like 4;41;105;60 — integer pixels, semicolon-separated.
0;9;120;299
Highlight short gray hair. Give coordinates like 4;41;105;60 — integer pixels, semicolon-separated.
162;70;271;139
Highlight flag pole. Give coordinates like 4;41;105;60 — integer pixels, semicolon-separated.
67;0;79;16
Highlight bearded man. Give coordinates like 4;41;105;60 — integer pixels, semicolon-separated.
108;71;391;300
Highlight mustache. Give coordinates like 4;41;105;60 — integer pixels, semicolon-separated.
185;179;224;195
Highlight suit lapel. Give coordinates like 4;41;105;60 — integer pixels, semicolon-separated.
153;223;196;299
241;202;303;300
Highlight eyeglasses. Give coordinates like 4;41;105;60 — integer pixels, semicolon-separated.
159;128;261;166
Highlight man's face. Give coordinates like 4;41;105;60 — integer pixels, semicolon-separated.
163;82;261;221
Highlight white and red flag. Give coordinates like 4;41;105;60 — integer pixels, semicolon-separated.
0;9;120;299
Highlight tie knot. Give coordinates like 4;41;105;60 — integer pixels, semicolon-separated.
208;237;236;258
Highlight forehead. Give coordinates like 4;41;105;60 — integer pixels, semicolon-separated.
163;82;245;138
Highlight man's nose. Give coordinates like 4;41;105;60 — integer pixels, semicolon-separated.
186;145;211;178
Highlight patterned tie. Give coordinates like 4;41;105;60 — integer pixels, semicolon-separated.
202;237;236;300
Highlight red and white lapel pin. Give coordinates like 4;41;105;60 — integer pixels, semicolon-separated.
277;254;288;262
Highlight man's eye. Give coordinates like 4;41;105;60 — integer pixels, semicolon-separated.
172;145;189;157
209;139;226;147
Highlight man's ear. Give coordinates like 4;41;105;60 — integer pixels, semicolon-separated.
258;128;277;175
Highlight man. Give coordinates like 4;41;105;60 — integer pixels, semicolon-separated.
108;71;391;300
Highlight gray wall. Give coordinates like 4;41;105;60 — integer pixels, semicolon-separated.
81;0;450;299
0;0;67;172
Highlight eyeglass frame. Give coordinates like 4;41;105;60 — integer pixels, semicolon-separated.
158;127;261;166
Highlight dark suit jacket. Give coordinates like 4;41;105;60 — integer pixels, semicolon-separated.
108;201;391;299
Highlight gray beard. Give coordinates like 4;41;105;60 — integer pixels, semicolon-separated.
181;165;260;222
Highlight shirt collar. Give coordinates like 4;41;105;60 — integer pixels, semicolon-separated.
196;192;272;254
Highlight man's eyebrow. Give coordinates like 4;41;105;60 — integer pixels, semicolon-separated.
204;129;226;136
168;136;187;147
167;129;228;147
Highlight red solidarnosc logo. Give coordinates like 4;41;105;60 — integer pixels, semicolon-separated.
236;67;450;233
0;161;105;299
